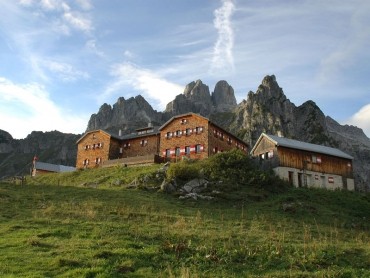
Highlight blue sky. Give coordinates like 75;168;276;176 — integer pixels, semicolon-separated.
0;0;369;139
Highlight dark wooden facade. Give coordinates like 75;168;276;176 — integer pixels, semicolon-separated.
251;133;354;190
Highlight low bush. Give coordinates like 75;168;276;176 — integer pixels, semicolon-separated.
166;160;201;182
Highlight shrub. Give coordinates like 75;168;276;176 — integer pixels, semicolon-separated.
202;149;255;184
166;160;202;182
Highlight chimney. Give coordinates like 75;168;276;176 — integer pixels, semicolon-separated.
118;129;122;137
148;122;153;128
277;131;283;137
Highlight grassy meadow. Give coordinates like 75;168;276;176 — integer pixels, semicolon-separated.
0;157;369;277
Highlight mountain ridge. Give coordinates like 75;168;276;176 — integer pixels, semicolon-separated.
1;75;369;190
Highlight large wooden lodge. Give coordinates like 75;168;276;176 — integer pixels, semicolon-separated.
76;113;355;191
250;133;354;190
76;113;248;169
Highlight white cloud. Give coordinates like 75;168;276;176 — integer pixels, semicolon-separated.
347;104;370;137
63;11;92;33
0;77;87;139
105;62;183;109
210;0;235;74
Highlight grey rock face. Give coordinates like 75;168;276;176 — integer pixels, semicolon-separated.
212;80;237;112
86;95;163;133
165;80;213;116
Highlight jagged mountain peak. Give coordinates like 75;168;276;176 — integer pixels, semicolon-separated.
212;80;237;112
255;74;286;101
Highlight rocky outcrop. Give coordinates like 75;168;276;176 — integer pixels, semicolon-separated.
87;95;163;133
165;79;237;117
212;80;237;112
0;130;14;153
165;80;213;116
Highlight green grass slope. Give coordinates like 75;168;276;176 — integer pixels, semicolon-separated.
1;153;369;277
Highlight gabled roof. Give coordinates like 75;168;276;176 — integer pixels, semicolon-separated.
76;129;119;144
35;161;76;173
251;133;353;160
159;113;209;131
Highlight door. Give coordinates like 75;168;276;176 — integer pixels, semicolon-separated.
288;171;294;186
298;173;303;187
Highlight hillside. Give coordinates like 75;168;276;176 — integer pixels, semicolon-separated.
1;160;369;277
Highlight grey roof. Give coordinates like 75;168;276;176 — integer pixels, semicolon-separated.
120;126;160;140
253;133;353;160
35;162;76;173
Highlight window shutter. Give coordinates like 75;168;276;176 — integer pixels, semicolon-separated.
200;145;204;151
162;150;166;156
180;148;185;155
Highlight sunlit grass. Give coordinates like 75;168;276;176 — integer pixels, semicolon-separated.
0;163;369;277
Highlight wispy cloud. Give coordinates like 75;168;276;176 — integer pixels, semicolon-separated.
18;0;93;35
42;60;89;82
0;77;87;139
347;104;370;137
210;0;235;74
104;62;183;110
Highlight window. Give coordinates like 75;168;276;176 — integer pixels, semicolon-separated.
165;149;171;157
92;134;96;139
180;119;187;124
95;157;101;164
185;146;190;155
83;159;89;166
140;139;148;146
312;155;322;164
84;145;89;150
186;128;191;136
196;127;203;134
195;144;202;153
175;147;180;156
213;147;218;153
176;130;182;137
166;132;172;139
119;147;123;154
